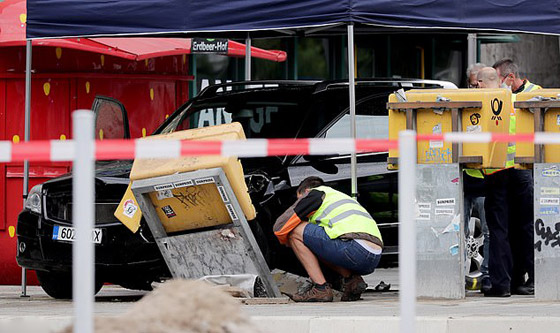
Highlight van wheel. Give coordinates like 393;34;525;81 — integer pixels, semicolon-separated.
36;270;103;299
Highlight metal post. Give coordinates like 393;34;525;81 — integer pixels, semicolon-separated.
467;34;477;66
72;110;95;333
189;54;197;98
347;23;358;198
399;130;416;333
245;33;251;81
21;39;32;298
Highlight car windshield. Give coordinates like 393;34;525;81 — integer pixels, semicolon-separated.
159;87;314;139
158;81;448;141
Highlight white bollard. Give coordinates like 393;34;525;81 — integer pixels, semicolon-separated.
72;110;95;333
399;130;417;333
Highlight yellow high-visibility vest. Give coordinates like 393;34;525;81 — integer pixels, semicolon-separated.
308;186;382;242
484;80;541;175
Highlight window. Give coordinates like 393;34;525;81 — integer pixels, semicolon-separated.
325;114;388;139
322;93;389;140
161;102;301;139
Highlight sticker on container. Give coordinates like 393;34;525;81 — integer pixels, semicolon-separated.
123;199;138;218
154;183;174;191
417;212;430;220
436;198;455;206
195;177;215;185
542;166;560;177
173;180;194;188
429;123;443;148
217;186;229;202
435;208;454;215
161;205;176;218
466;125;482;133
539;207;559;215
469;113;481;126
225;204;238;221
540;197;560;206
541;187;560;196
417;202;431;210
156;190;174;200
449;244;460;256
557;114;560;126
442;215;460;234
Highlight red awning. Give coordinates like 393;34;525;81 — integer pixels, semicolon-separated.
0;0;286;62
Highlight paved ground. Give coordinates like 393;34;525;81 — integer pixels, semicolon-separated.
2;269;560;333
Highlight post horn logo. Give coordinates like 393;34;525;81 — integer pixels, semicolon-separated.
491;98;503;126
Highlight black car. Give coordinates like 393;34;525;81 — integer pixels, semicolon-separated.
17;78;457;299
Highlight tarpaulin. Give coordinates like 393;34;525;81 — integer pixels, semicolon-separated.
1;0;286;61
24;0;560;39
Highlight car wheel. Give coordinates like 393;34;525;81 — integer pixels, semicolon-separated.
465;217;485;290
36;270;104;299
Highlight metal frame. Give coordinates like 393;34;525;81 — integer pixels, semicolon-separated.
515;99;560;300
390;101;472;301
415;163;465;299
131;167;281;298
533;163;560;300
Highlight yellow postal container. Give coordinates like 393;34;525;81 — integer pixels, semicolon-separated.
116;122;256;233
147;183;237;233
516;89;560;163
388;89;512;169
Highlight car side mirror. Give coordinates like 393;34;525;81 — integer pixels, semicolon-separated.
92;96;131;140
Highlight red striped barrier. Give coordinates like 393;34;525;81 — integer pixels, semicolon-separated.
2;132;558;162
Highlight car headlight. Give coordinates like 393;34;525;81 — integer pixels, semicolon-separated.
24;184;43;214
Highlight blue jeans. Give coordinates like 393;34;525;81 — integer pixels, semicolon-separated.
464;194;489;277
302;223;381;275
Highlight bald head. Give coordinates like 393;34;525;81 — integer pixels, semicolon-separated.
477;67;499;89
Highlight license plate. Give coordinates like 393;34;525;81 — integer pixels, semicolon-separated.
52;225;102;244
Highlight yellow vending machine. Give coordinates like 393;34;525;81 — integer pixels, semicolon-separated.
388;88;512;169
386;88;513;299
114;123;280;298
515;89;560;163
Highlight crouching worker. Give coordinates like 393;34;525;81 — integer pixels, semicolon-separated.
274;176;383;302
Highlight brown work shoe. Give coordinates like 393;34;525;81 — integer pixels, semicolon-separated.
290;283;334;302
341;275;368;301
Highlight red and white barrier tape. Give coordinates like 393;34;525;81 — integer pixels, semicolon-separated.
0;138;397;162
417;132;560;144
2;132;559;162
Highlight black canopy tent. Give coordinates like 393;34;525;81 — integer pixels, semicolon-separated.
26;0;560;39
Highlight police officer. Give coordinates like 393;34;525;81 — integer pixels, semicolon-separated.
273;176;383;302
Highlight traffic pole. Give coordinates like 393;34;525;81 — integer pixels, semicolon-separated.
399;130;417;333
73;110;95;333
21;39;32;298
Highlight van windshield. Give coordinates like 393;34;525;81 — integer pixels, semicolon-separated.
160;100;305;139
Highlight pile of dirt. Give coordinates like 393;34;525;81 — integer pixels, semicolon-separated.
60;279;261;333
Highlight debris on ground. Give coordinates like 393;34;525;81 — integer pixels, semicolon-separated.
272;269;344;301
374;281;391;292
59;279;261;333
